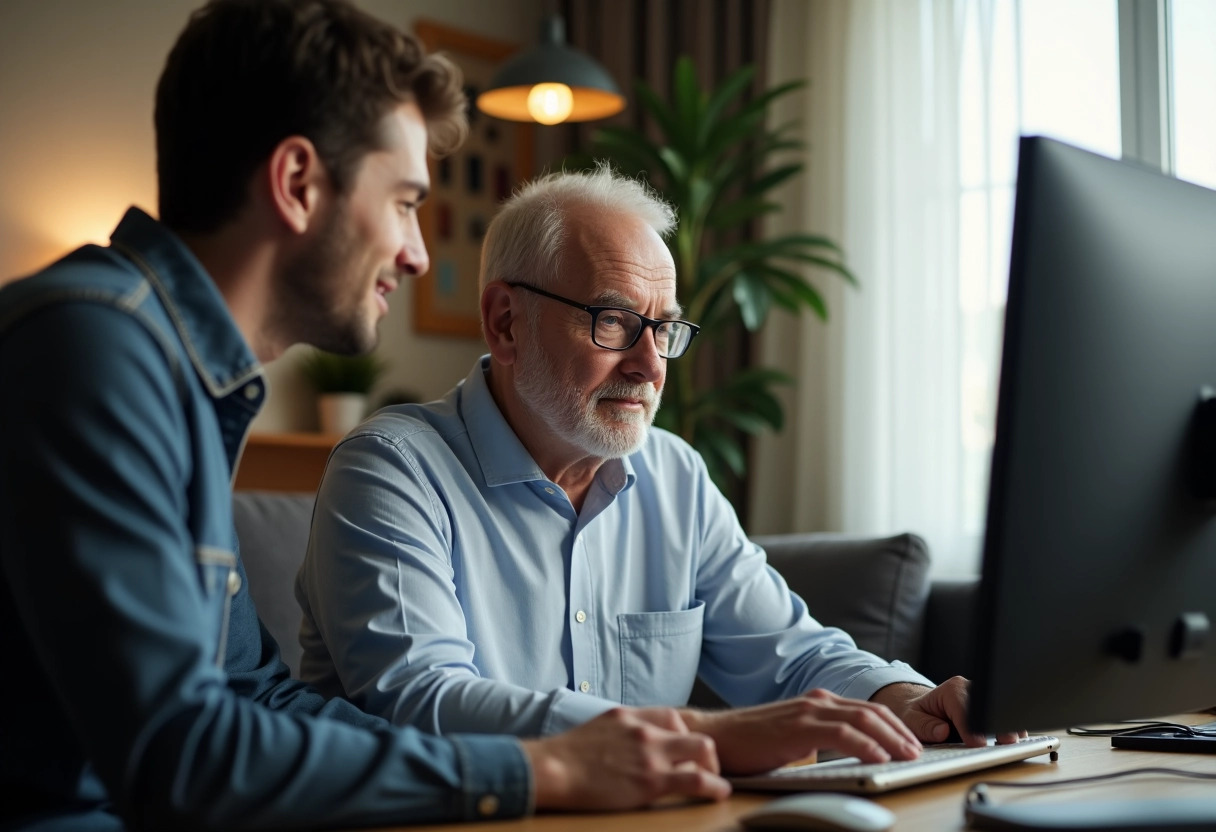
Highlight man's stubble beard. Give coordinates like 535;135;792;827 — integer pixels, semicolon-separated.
275;199;381;356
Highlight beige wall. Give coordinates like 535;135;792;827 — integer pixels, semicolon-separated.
0;0;542;431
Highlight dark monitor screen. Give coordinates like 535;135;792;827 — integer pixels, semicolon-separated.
969;136;1216;734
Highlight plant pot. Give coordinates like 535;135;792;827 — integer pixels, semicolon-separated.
317;393;367;436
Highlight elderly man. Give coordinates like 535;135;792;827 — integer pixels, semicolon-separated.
297;166;1012;775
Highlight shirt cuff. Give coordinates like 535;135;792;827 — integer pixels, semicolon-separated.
449;734;534;820
835;662;936;701
539;688;619;736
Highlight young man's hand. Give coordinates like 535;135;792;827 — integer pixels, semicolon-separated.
676;689;923;776
522;707;731;811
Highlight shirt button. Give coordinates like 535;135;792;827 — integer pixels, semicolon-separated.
227;570;242;596
544;486;555;495
243;383;260;401
575;610;587;623
476;795;500;817
579;681;590;693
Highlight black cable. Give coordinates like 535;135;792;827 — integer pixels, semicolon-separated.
1067;721;1216;738
966;767;1216;808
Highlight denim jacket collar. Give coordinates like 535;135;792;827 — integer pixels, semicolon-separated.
110;207;262;400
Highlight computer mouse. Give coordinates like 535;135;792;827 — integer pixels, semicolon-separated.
737;793;896;832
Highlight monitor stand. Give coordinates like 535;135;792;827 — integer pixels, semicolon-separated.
966;720;1216;830
967;797;1216;831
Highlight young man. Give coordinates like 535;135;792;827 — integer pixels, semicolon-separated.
297;166;1023;776
0;4;728;830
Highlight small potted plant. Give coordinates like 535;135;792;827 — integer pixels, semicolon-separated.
299;349;388;435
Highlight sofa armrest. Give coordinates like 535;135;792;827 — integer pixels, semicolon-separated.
753;532;932;664
918;578;979;684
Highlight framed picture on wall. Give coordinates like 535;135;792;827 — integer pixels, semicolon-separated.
412;20;534;338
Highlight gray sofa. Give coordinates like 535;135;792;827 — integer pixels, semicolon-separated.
233;490;978;694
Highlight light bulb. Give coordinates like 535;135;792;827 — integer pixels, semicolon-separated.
526;83;574;125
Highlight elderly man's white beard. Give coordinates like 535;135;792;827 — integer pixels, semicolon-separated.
514;331;661;459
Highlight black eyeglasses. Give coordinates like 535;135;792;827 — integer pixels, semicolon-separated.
506;282;700;359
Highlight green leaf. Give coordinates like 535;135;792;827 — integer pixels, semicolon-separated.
686;176;716;226
672;57;703;151
634;80;681;144
698;426;747;477
712;137;805;192
707;197;780;229
756;265;829;320
742;233;845;258
593;126;672;180
727;79;806;130
299;350;387;394
741;386;785;430
744;163;804;198
728;367;794;389
774;252;858;288
713;405;771;435
732;271;771;331
698;65;756;148
703;110;768;162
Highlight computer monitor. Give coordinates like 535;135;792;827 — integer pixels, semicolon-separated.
969;136;1216;735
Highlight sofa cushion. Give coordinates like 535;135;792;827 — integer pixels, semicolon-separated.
232;490;315;677
753;532;931;666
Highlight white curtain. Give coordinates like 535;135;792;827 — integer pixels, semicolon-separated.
753;0;1009;578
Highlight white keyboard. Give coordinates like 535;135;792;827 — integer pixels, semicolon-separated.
729;736;1061;794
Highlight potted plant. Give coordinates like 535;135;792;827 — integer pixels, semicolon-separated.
584;57;856;490
299;349;388;435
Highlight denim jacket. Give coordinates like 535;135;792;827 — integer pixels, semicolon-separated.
0;208;530;831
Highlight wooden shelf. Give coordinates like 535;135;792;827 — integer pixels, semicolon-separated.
234;432;341;493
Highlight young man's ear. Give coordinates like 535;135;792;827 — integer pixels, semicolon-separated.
481;281;522;366
266;136;325;234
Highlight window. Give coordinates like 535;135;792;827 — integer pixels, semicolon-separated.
955;0;1121;544
1171;0;1216;188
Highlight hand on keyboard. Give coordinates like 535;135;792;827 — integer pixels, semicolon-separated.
673;689;923;776
869;676;1029;748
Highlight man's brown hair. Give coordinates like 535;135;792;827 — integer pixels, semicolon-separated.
155;0;467;233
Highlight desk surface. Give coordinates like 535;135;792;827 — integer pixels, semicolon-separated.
368;715;1216;832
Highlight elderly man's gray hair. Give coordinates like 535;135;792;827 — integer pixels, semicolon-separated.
478;163;676;294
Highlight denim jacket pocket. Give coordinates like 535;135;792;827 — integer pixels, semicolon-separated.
195;547;239;667
617;602;705;707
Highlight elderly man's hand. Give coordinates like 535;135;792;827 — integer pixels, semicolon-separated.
868;677;1028;746
670;690;923;776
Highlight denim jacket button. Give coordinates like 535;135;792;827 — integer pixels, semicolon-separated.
476;795;499;817
226;570;242;596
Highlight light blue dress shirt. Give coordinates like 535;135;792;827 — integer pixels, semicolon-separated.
296;356;933;738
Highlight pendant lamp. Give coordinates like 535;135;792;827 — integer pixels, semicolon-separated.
476;15;626;125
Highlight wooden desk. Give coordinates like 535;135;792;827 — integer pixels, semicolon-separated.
368;716;1216;831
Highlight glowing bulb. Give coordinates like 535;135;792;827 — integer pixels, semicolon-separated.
526;83;574;125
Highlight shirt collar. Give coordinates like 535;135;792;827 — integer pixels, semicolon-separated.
109;207;262;399
460;355;636;494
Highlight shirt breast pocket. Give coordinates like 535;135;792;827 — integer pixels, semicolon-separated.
195;546;239;667
617;602;705;707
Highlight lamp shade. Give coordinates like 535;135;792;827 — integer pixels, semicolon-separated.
476;16;625;124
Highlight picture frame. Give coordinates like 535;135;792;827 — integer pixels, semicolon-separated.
412;20;534;338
